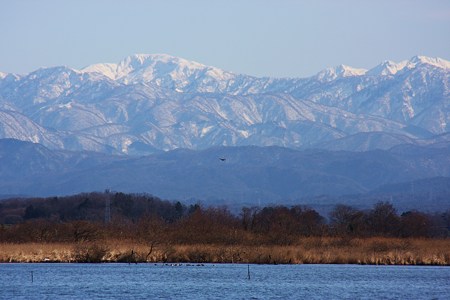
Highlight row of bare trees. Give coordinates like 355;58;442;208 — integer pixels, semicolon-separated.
0;192;449;245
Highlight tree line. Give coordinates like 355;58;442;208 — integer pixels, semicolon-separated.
0;192;449;245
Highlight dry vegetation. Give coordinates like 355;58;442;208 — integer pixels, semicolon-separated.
1;238;449;265
0;192;449;265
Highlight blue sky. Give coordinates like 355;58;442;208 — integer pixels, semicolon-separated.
1;0;449;77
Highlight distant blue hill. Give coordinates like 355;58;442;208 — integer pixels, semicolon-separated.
0;138;449;213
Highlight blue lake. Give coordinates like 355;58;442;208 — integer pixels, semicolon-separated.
0;263;449;299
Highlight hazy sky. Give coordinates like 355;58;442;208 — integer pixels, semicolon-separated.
1;0;449;77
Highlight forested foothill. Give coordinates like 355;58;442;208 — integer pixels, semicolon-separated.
0;192;449;264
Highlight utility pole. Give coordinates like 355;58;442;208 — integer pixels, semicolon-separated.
105;190;111;224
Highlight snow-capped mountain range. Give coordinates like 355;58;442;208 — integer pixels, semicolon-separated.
0;54;448;154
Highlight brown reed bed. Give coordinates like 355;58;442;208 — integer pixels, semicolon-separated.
1;237;449;265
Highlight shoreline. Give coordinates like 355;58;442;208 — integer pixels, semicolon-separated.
2;238;449;266
2;262;449;266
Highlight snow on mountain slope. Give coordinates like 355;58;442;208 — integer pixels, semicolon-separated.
353;58;449;128
82;54;239;93
408;55;450;70
314;65;367;82
0;109;122;153
81;63;119;80
0;109;64;148
0;54;448;154
366;60;409;76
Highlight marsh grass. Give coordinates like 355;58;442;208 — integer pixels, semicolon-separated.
1;238;448;265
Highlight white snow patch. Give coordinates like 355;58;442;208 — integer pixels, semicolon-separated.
241;113;256;125
238;130;250;138
122;138;133;154
284;106;301;121
59;102;73;109
81;63;118;80
31;135;40;143
201;126;214;137
316;65;367;81
33;97;47;104
408;56;450;70
80;53;237;85
367;60;409;76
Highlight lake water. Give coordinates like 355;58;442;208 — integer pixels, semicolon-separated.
0;263;449;299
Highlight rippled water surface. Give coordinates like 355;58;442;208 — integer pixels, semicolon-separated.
1;263;449;299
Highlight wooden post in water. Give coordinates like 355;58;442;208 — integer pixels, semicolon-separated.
247;264;250;280
31;271;33;283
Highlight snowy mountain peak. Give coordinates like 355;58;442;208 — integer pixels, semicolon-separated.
31;65;81;77
0;72;21;83
315;64;367;81
366;56;450;76
0;54;449;154
116;53;209;81
407;56;450;70
123;53;205;69
366;60;409;76
81;53;235;87
23;66;86;86
81;63;118;80
117;53;195;71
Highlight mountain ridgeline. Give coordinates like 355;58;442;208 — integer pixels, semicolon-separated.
0;54;448;154
0;54;449;210
0;139;449;212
